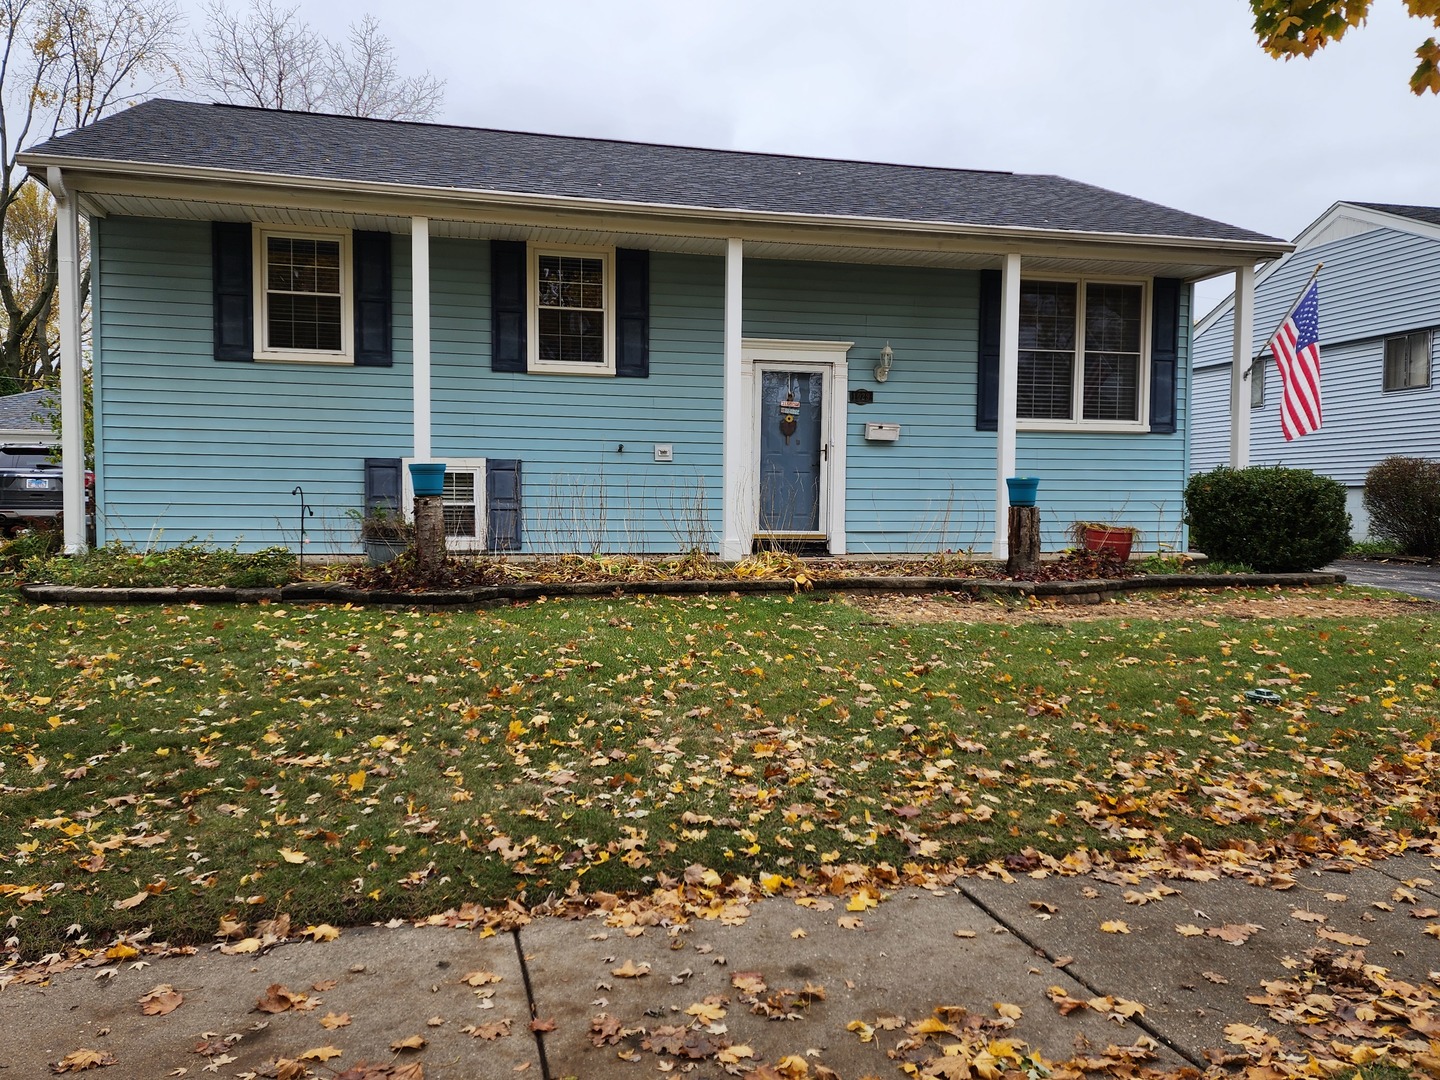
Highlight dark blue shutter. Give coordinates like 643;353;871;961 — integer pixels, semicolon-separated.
353;231;392;367
1149;278;1182;434
615;248;649;378
491;241;527;372
976;269;1001;431
364;457;402;514
486;459;522;551
212;222;253;362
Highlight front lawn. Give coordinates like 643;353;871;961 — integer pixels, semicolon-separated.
2;586;1436;959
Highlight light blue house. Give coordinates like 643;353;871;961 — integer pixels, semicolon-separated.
1192;202;1440;537
21;100;1285;558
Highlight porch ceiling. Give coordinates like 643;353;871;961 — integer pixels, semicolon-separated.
78;188;1261;283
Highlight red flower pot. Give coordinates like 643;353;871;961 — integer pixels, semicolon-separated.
1083;526;1134;561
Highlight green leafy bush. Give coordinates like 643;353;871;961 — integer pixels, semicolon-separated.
1183;466;1350;572
22;541;298;588
1363;456;1440;558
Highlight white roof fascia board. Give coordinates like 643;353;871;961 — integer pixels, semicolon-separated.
26;154;1290;264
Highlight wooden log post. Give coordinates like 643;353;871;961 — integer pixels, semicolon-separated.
1006;505;1041;578
414;495;447;578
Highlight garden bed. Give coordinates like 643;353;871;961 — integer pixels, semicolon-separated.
19;569;1347;607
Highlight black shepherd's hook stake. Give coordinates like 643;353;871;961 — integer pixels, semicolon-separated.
291;486;314;563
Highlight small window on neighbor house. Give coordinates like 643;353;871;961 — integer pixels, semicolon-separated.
1250;355;1265;408
528;246;614;375
1384;330;1431;391
255;229;350;360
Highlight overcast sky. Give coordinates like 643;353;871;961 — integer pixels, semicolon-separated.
183;0;1437;315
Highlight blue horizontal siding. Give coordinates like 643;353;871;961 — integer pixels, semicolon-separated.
1193;223;1440;483
94;218;411;552
743;259;987;553
94;218;1192;555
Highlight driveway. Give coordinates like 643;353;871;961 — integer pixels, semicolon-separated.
1330;557;1440;600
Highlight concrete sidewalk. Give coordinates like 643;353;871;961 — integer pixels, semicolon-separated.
2;850;1438;1079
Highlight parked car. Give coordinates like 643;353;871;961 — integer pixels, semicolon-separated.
0;443;67;533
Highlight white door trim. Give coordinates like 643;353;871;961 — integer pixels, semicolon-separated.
740;338;850;554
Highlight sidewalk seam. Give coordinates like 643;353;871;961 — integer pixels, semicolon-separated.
511;928;552;1080
955;882;1207;1070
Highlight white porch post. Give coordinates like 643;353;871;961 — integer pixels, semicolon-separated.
720;238;746;562
992;252;1021;558
50;168;86;554
1228;263;1255;468
411;216;432;461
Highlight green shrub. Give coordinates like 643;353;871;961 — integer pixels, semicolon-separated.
21;541;299;588
1363;456;1440;558
1183;466;1350;572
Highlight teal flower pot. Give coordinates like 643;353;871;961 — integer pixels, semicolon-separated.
409;462;446;497
1006;476;1039;507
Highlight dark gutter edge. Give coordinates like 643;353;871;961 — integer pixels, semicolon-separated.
17;572;1347;608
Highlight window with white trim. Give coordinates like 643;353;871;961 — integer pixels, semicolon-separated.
1384;330;1431;391
402;458;487;552
528;245;615;375
254;228;351;361
442;468;482;545
1017;279;1147;426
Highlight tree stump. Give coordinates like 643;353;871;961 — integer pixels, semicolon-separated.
1006;505;1041;578
414;495;447;578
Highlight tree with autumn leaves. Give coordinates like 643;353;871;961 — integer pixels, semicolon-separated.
0;0;444;404
1252;0;1440;93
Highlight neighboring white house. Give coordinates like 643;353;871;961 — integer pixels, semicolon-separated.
1192;202;1440;537
0;390;57;444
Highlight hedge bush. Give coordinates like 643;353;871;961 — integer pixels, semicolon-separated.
1183;466;1350;572
1363;456;1440;558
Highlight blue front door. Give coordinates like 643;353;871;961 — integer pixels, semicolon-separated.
758;369;823;534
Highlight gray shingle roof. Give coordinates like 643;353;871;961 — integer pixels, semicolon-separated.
1352;202;1440;229
25;99;1280;245
0;390;54;433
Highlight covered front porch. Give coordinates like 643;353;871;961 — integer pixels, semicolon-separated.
43;167;1271;558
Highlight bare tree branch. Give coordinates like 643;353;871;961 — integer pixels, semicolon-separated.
191;1;444;119
0;0;180;393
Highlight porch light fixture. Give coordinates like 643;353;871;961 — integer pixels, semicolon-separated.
874;342;894;383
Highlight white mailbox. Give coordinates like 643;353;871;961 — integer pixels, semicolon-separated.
864;422;901;442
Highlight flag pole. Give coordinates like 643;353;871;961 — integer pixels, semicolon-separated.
1244;261;1323;379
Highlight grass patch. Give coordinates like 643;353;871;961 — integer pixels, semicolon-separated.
1;586;1436;959
1347;539;1403;558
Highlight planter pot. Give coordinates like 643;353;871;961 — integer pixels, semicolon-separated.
1083;526;1134;561
1006;476;1039;507
364;537;409;565
409;462;446;497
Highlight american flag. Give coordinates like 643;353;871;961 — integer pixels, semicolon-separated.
1267;281;1322;441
